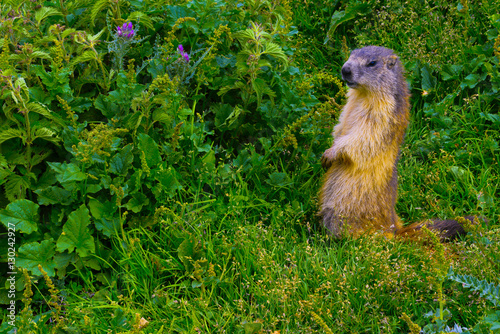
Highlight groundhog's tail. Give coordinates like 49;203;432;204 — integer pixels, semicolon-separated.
395;216;477;241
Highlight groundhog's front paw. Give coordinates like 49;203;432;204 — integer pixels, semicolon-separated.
321;147;336;169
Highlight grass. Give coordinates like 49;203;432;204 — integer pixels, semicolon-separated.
0;0;499;333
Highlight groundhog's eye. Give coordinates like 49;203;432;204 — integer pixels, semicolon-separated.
367;61;377;67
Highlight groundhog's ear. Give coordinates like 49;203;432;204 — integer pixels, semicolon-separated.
386;55;398;69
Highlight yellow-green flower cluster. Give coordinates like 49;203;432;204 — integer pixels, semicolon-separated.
196;24;232;86
56;95;77;127
73;123;128;165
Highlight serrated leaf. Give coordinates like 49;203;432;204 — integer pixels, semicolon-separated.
263;42;288;68
90;0;109;26
0;199;39;234
56;205;95;257
31;51;52;61
127;11;155;30
3;174;30;202
48;162;87;184
251;78;275;106
17;239;56;276
109;144;134;175
32;126;61;144
70;50;97;68
35;7;62;24
0;128;26;145
137;133;161;167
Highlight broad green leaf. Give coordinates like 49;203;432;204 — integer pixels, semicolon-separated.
88;197;117;220
125;193;149;213
177;237;203;270
421;64;437;91
242;321;263;334
0;199;39;234
156;168;182;197
95;217;121;237
325;3;373;43
57;205;95;257
109;144;134;175
17;239;56;276
441;64;463;81
266;172;292;187
48;162;87;184
34;186;73;205
137;133;161;167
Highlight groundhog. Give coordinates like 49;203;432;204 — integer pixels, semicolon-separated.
319;45;470;240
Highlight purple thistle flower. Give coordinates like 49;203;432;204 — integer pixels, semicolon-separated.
116;22;135;39
177;44;189;63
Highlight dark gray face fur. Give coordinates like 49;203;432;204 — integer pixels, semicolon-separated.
341;46;400;93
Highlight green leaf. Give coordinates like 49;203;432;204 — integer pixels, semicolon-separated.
90;0;109;26
127;11;155;31
35;7;62;24
70;50;97;68
32;126;61;144
266;172;292;187
137;133;161;167
156;168;182;197
441;64;463;81
109;144;134;175
48;162;87;184
251;78;275;106
17;239;56;276
263;42;288;68
56;205;95;257
34;186;73;205
88;197;117;220
325;3;373;43
0;128;26;145
27;102;65;127
0;199;39;234
421;64;437;91
125;193;150;213
3;174;30;202
95;217;121;237
448;267;500;307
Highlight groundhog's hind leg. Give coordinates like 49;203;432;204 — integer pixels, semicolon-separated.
320;207;346;238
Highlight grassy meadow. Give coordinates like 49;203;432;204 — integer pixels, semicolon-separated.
0;0;499;332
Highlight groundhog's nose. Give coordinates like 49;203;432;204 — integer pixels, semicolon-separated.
341;64;352;81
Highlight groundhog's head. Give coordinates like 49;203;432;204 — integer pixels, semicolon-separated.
341;46;405;95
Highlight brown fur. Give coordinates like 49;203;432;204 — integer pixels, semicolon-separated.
319;46;468;241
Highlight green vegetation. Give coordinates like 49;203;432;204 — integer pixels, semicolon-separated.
0;0;499;332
